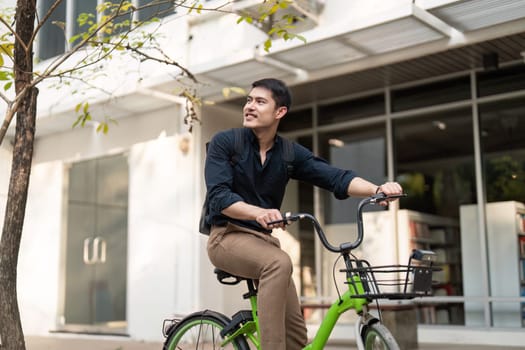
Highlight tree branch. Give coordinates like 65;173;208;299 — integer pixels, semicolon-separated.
125;42;197;82
0;86;29;146
0;13;28;53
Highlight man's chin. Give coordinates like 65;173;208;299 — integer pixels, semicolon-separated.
243;120;255;128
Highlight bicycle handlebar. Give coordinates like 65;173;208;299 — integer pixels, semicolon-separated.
268;193;407;253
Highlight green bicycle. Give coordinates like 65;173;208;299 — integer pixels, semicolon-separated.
162;193;438;350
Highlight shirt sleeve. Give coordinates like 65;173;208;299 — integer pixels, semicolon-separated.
291;142;357;200
204;130;244;217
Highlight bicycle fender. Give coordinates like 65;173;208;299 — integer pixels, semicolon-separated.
165;309;232;338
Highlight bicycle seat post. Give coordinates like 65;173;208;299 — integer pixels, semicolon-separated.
243;279;257;299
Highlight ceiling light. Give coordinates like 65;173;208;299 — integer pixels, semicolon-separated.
328;138;345;148
432;120;447;130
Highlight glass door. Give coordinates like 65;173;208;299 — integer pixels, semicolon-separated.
61;154;128;333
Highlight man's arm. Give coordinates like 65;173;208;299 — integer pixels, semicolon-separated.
222;202;284;230
347;177;403;205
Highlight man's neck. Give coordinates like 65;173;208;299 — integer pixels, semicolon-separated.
251;127;277;152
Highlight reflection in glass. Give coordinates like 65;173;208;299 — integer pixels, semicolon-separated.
392;76;470;112
394;108;476;217
319;124;387;225
480;98;525;204
480;98;525;328
394;108;476;324
318;94;384;125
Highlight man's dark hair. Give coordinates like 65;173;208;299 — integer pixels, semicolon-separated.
252;78;292;111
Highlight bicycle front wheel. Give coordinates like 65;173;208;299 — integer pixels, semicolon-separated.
163;310;249;350
361;323;400;350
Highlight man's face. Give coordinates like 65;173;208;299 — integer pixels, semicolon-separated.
243;86;287;129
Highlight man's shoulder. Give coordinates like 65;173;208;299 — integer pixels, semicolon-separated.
210;128;236;145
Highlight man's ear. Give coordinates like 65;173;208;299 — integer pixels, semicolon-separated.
275;106;288;120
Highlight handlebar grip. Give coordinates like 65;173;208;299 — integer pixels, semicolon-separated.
371;192;407;202
267;212;301;225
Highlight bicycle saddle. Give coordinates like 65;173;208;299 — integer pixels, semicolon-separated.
214;268;250;285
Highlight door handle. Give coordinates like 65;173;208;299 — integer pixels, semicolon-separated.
93;236;106;264
83;238;97;265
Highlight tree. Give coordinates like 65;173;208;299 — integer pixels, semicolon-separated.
0;1;304;349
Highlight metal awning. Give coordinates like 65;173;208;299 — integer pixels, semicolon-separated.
12;0;525;139
186;0;525;104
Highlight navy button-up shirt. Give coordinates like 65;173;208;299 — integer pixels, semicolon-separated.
205;128;357;233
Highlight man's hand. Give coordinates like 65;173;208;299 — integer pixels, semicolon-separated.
256;209;285;230
376;181;403;206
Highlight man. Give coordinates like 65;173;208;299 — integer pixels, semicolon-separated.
204;78;402;350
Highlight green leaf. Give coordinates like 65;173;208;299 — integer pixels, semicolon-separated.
279;1;289;9
264;38;272;52
72;116;82;128
269;4;279;15
4;81;12;91
296;34;307;44
52;21;66;30
75;103;82;113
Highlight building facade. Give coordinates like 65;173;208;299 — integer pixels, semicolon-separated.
1;0;525;346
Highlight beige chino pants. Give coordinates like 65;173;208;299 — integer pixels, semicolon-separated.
207;223;307;350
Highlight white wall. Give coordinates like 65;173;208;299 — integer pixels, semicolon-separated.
14;103;202;340
0;144;11;231
18;161;63;335
128;132;199;341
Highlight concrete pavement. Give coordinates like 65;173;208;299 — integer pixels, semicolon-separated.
25;335;525;350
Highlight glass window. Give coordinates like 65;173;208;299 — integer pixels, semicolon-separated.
391;76;471;112
137;0;176;21
479;98;525;203
319;123;387;224
279;107;312;132
72;0;98;47
37;0;67;60
477;65;525;97
318;94;384;126
101;0;135;36
479;98;525;328
394;108;477;326
394;108;477;216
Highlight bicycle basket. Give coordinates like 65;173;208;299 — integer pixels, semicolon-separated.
342;252;440;300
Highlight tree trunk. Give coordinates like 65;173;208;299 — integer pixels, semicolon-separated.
0;1;37;349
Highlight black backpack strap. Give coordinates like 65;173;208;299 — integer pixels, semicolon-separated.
231;128;244;165
280;136;295;177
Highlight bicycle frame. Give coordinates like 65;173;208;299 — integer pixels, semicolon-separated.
304;274;371;350
221;268;373;350
221;292;261;349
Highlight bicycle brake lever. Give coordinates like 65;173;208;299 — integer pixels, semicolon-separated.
371;192;407;203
